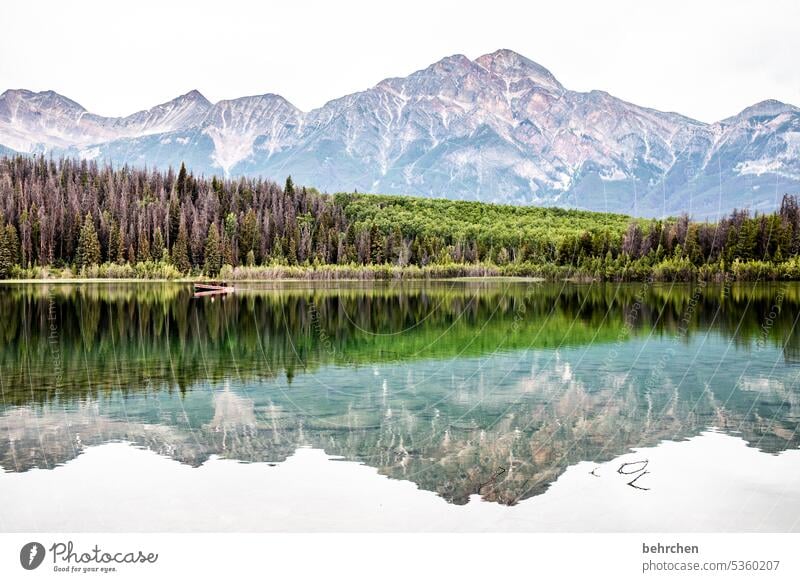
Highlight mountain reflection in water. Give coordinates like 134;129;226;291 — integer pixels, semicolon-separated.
1;281;799;508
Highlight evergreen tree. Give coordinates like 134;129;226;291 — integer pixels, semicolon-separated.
204;223;222;276
222;232;234;266
76;213;101;268
0;223;20;278
176;162;188;199
223;212;237;265
168;196;180;247
370;224;383;263
152;229;165;262
108;222;121;263
240;208;259;260
190;217;204;267
137;229;151;262
271;234;285;263
116;228;127;264
172;226;191;274
284;176;295;198
287;231;298;265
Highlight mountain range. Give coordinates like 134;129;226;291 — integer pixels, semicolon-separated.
1;49;799;217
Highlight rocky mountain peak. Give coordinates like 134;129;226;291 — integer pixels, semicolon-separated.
1;50;799;216
182;89;211;105
475;49;563;92
725;99;799;123
0;88;87;115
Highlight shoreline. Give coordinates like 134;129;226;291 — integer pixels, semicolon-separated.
0;275;551;284
0;276;793;286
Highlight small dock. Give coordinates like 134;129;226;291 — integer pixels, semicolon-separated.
193;281;235;298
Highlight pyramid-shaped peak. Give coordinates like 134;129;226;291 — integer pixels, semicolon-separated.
428;53;475;72
726;99;798;122
475;49;563;91
180;90;211;105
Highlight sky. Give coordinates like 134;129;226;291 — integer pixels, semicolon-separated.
2;0;799;123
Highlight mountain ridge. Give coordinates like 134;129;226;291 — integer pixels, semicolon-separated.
1;49;799;217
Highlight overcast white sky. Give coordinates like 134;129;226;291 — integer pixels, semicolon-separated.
2;0;798;122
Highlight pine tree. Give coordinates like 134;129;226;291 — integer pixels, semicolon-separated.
168;196;180;247
152;229;165;261
190;217;204;267
287;234;298;265
19;210;30;268
204;223;222;276
0;223;20;278
137;229;151;262
240;208;259;260
108;222;121;263
172;226;191;274
176;162;188;199
370;224;383;264
222;232;234;266
284;176;295;198
0;227;9;279
223;212;237;266
76;213;101;268
271;234;285;263
116;228;127;264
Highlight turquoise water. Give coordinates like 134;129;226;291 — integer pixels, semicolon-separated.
1;281;799;530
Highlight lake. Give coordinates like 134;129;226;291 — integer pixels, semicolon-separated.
1;280;799;532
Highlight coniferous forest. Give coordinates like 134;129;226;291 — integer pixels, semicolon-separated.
1;155;800;281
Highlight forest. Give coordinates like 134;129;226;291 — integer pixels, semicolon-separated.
1;154;800;281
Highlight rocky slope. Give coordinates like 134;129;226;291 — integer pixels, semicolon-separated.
2;49;799;217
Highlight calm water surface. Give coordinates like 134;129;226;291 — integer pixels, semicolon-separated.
1;281;799;531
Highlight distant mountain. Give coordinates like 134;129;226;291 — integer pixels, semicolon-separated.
2;49;799;217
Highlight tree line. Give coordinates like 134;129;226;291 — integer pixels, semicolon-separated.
0;155;799;280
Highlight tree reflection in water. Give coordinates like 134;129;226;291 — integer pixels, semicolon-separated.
1;281;799;505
